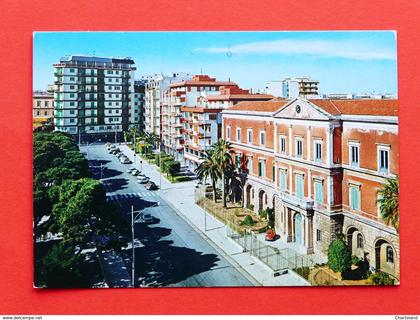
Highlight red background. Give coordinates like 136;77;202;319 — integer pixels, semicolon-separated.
0;0;419;315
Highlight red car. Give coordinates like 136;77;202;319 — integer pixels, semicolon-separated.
265;229;277;241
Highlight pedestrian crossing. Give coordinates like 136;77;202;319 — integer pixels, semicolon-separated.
106;192;157;201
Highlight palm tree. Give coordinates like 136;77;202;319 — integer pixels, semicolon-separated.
195;150;221;202
213;139;234;208
377;176;399;231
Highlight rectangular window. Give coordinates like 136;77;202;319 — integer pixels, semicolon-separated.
349;185;361;210
69;93;75;98
226;126;231;140
247;129;253;144
272;164;275;181
280;136;286;154
70;77;75;81
235;154;241;168
378;147;389;174
280;170;287;191
70;85;75;89
247;156;253;174
314;141;322;162
314;180;323;203
69;110;75;115
260;131;265;146
316;229;321;241
258;160;266;177
350;144;359;167
69;118;75;123
236;128;241;142
296;138;303;158
295;174;304;199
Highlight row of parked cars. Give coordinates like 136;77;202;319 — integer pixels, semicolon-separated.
126;167;158;190
106;143;132;164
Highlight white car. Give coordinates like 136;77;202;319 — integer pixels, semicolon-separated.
137;177;150;184
120;158;132;164
131;169;140;176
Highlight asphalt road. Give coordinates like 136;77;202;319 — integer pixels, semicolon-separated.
81;143;254;287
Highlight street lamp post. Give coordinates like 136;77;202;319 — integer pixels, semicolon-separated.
131;205;135;288
86;138;102;160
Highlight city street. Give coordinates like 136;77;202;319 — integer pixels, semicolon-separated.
81;143;255;287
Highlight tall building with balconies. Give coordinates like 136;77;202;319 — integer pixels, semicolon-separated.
53;55;136;141
282;77;320;99
161;75;239;161
182;85;274;170
133;79;146;132
143;73;191;139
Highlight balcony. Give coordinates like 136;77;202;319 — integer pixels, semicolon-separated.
279;191;314;211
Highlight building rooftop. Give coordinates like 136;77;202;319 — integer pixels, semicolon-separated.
170;74;237;88
309;99;398;116
224;98;398;117
224;98;289;113
59;55;135;65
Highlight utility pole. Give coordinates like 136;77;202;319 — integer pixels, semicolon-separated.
114;125;117;144
131;205;135;288
203;114;207;232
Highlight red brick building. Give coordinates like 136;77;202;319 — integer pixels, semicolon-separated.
222;97;399;278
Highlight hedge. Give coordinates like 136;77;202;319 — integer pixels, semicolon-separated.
327;238;352;274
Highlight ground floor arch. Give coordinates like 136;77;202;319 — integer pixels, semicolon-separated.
374;238;396;276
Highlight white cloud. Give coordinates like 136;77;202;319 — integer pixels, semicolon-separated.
196;38;396;61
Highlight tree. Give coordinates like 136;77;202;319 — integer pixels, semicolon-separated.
48;178;128;245
327;238;352;275
377;176;399;231
195;150;221;202
41;242;86;288
213;139;234;208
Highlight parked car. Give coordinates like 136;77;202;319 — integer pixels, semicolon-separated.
142;212;154;224
120;158;132;164
126;167;136;173
145;181;158;190
137;177;150;184
131;169;140;176
105;142;111;148
265;229;278;241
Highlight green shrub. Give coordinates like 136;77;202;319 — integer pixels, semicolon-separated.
173;175;190;183
241;215;255;226
351;255;361;265
327;238;352;274
160;156;174;169
294;266;310;280
247;204;254;211
166;161;181;176
367;272;395;285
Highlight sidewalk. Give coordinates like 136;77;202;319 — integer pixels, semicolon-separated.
121;145;309;286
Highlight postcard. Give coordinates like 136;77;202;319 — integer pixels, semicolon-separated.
33;31;399;288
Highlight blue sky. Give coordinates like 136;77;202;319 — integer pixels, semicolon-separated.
33;31;397;94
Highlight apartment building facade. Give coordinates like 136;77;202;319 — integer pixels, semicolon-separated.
133;80;146;132
33;90;54;119
161;75;238;161
53;55;136;140
282;77;319;99
144;73;191;139
222;97;399;278
182;86;273;169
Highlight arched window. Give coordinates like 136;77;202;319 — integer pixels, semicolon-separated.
386;246;394;263
357;233;364;249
